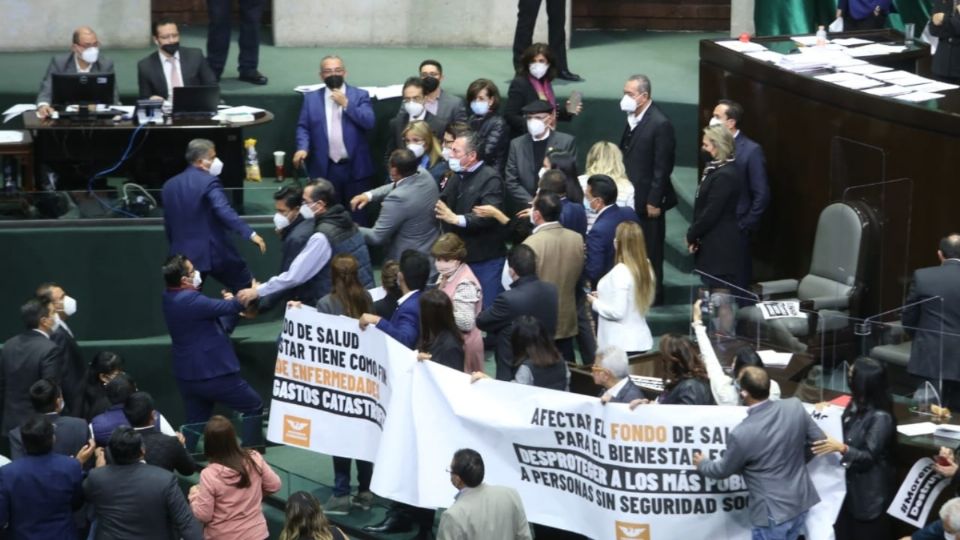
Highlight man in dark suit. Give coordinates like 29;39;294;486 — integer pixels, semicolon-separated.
711;99;771;287
138;20;218;101
206;0;268;84
512;0;581;81
583;174;639;287
293;55;376;224
504;100;577;213
359;250;430;349
413;59;468;140
84;427;202;540
539;170;587;236
162;139;266;293
904;234;960;410
161;255;263;448
620;74;677;304
0;297;62;438
35;282;86;416
385;77;434;161
477;245;559;380
10;379;89;460
36;26;120;118
695;367;824;539
0;415;93;538
125;392;195;476
592;347;647;404
435;131;508;310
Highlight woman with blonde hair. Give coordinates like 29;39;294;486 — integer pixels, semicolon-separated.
402;119;448;183
578;141;635;231
279;491;347;540
431;233;484;373
587;221;655;354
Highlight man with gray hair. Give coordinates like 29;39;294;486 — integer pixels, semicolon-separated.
592;347;648;404
36;26;120;119
902;496;960;540
162;138;266;296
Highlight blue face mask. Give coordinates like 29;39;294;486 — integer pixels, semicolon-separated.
448;158;463;173
470;100;490;116
583;197;597;214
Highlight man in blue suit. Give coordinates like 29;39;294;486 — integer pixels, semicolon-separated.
160;254;263;448
0;415;94;539
293;55;376;224
359;250;431;349
711;100;770;288
583;174;639;287
162;139;267;293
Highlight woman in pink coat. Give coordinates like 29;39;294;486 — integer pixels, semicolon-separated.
431;233;485;373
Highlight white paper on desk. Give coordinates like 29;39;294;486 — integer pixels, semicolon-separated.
294;83;325;94
833;37;874;46
791;35;823;46
846;43;908;57
0;131;24;143
838;63;893;74
746;50;786;63
219;105;265;115
716;40;767;53
358;84;404;100
889;74;936;86
864;85;912;96
828;17;844;33
815;72;862;83
870;69;915;81
111;105;135;116
896;421;938;437
833;76;885;89
756;350;793;367
910;81;960;93
2;103;37;123
896;91;946;102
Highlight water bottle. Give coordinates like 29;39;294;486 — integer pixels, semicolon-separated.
816;25;827;47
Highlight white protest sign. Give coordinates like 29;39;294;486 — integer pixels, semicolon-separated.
888;458;951;527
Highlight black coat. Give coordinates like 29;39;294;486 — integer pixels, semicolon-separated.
604;378;649;404
0;331;62;434
469;113;510;172
931;0;960;80
51;325;85;417
687;162;743;280
136;47;217;100
620;103;678;211
839;407;895;520
141;429;197;476
439;164;506;263
425;330;465;372
903;260;960;381
660;377;715;405
503;76;574;137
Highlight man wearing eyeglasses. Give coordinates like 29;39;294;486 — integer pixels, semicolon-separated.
36;26;120;119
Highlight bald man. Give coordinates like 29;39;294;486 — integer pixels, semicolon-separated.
36;26;120;118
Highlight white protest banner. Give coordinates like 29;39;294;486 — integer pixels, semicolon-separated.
804;404;845;540
266;307;412;461
888;458;951;527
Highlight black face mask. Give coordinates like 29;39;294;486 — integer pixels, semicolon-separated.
699;149;714;165
324;75;344;90
160;42;180;55
421;76;440;94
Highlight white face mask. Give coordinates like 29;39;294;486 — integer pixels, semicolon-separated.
526;118;547;138
583;197;597;214
53;313;63;330
619;94;637;113
407;142;425;158
709;117;724;127
403;101;425;118
435;260;459;277
191;270;202;288
470;100;490;116
529;62;549;79
206;157;224;177
62;295;77;317
80;46;100;65
273;212;291;230
300;203;316;220
537;167;547;179
441;147;452;160
447;157;463;173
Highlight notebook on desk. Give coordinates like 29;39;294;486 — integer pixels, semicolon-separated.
172;86;219;118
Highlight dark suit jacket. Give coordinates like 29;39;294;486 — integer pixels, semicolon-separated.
477;276;558;380
839;407;895;520
0;453;84;539
426;330;465;372
733;133;771;231
36;52;120;105
0;331;62;435
439;164;507;263
295;84;375;181
503;76;574;137
660;378;716;405
504;130;577;208
140;429;196;476
161;288;244;381
687;163;743;279
903;260;960;381
161;165;254;275
84;462;202;540
605;378;648;404
584;205;639;285
51;325;86;417
9;413;88;460
469;113;510;172
620;103;678;211
376;291;421;349
400;89;467;140
931;0;960;79
137;47;217;100
560;198;587;237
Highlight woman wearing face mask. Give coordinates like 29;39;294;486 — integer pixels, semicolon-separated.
811;357;895;540
504;42;582;138
431;233;484;373
687;124;744;291
78;351;124;422
416;289;465;371
401;120;448;184
465;78;509;172
578;141;634;232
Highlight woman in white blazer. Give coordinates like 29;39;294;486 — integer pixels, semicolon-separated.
587;221;655;354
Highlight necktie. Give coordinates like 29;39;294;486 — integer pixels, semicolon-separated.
168;57;182;91
328;97;348;162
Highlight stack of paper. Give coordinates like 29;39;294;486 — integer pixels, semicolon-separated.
864;85;911;97
815;72;884;89
746;50;786;63
838;64;893;75
935;424;960;440
2;104;37;123
846;43;908;57
717;40;767;53
756;350;793;367
832;37;873;46
896;422;937;437
895;91;946;102
0;131;24;144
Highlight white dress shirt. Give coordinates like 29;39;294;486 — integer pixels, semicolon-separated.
627;100;653;131
257;233;332;297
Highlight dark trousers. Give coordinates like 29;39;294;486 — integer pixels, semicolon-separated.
638;212;666;305
834;504;890;540
206;0;266;76
512;0;569;71
555;337;575;363
575;286;597;364
325;159;369;226
176;372;264;449
843;13;887;31
332;457;372;496
470;257;506;311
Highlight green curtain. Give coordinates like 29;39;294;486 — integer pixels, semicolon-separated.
755;0;932;36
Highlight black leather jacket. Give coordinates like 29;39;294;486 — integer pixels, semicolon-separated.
469;113;509;173
660;377;715;405
841;406;896;520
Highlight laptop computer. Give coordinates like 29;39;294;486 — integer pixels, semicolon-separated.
172;86;219;118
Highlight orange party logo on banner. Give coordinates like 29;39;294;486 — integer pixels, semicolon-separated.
283;415;311;447
615;521;650;540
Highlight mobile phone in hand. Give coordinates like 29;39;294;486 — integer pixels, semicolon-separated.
936;455;952;467
566;91;582;115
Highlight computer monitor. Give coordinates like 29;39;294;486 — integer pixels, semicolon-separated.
51;72;115;109
172;86;219;117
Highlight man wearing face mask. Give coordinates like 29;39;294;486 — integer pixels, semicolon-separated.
619;74;676;306
353;149;440;264
583;174;639;287
435;132;507;310
162;139;266;300
293;55;375;225
0;297;63;441
161;254;264;447
137;19;218;101
385;77;433;162
35;283;86;417
504;99;577;215
409;59;468;140
35;26;120;119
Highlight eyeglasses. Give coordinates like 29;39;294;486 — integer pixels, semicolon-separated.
320;68;346;76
